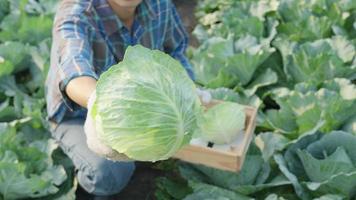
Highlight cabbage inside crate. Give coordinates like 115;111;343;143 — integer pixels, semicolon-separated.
174;101;257;172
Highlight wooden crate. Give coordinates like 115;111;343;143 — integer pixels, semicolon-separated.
173;101;257;172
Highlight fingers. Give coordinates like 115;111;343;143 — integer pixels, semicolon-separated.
201;90;212;104
196;88;212;104
86;90;96;109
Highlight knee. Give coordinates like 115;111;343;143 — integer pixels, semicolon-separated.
77;160;135;196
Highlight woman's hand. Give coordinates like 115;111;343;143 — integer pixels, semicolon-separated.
196;88;212;105
84;90;132;161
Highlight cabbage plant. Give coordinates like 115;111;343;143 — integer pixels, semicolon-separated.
91;45;202;162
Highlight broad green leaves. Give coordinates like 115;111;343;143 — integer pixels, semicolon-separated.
0;41;30;75
177;143;292;199
264;78;356;139
0;0;75;199
275;131;356;199
191;35;277;94
276;0;354;42
0;0;9;24
0;14;53;44
0;0;54;44
274;37;355;85
184;181;253;200
191;0;279;100
208;87;262;108
167;0;356;199
0;123;67;199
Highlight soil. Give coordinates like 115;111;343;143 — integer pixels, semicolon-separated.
76;1;197;200
76;162;168;200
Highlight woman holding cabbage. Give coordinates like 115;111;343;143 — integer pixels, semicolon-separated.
45;0;210;199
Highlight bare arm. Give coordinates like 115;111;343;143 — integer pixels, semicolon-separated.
65;76;97;108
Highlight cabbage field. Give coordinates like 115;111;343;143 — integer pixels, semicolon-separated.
0;0;76;199
0;0;355;199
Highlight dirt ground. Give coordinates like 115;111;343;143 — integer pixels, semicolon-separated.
76;1;197;200
76;162;167;200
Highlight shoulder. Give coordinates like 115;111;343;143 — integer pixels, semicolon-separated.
54;0;94;22
53;0;96;33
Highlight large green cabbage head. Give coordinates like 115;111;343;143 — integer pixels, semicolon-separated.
90;45;202;162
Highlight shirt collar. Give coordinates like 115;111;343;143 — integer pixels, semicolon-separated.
139;0;157;20
93;0;157;35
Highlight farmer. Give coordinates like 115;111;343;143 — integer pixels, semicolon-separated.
45;0;210;199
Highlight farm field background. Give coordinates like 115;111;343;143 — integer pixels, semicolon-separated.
0;0;355;199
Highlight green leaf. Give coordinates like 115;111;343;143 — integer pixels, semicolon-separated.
245;68;278;97
191;36;234;86
0;59;14;78
25;0;58;15
265;106;297;135
226;35;275;85
0;163;56;199
317;89;356;132
208;87;262;108
284;133;323;178
46;149;76;200
342;115;356;135
0;76;21;96
278;0;308;22
155;177;192;200
0;14;52;44
277;16;333;42
183;181;252;200
193;154;265;189
277;131;356;198
0;123;67;199
323;78;356;100
312;194;344;200
230;17;264;39
305;171;356;198
297;148;355;183
0;0;10;22
255;132;290;161
0;41;30;72
327;36;355;63
0;154;66;199
266;78;356;137
295;106;323;134
206;69;238;89
208;87;244;102
265;193;287;200
249;1;279;21
273;38;355;85
178;162;209;183
178;143;290;195
234;174;291;195
274;153;311;200
306;131;356;165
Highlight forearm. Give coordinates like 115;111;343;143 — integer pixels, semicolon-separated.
65;76;97;108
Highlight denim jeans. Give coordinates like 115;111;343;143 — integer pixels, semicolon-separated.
50;118;135;196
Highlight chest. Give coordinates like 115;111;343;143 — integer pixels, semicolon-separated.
89;18;166;75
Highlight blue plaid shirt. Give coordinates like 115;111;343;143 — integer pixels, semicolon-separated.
45;0;194;124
